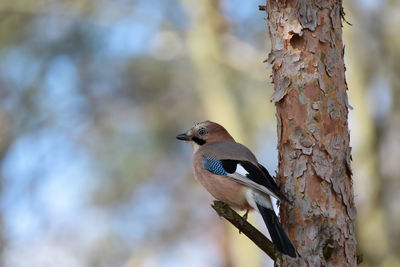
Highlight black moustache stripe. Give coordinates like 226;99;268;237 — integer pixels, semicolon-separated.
192;137;206;145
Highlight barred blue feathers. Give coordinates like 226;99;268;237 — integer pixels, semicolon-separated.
202;156;227;175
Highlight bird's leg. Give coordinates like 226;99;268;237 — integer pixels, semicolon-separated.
238;209;250;234
242;209;249;221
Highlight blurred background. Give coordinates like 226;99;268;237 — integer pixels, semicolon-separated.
0;0;399;266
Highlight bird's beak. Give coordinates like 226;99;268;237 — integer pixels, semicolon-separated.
176;133;192;141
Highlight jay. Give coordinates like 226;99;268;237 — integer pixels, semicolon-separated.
176;121;296;257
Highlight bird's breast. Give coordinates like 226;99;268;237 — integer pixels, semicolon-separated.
192;153;251;210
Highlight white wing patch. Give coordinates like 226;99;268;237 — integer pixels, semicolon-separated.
236;164;249;176
227;172;281;200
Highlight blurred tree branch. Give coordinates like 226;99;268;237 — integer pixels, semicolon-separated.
211;200;280;261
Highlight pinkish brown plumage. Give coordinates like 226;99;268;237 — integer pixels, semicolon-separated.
193;152;251;210
177;121;296;257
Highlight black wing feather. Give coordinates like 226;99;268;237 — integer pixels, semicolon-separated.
220;159;289;202
220;159;238;174
256;163;290;202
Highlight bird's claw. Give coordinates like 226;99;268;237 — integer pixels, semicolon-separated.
242;209;249;221
238;210;249;234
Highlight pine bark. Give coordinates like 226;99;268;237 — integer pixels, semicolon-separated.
265;1;357;266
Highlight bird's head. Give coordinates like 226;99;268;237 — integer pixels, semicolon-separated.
176;121;235;150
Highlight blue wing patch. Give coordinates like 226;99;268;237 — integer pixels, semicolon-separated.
203;156;227;175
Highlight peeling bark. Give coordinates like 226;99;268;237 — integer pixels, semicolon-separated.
265;1;357;266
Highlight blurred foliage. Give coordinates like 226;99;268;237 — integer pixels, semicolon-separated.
0;0;399;266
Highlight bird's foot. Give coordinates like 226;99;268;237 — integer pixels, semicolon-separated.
242;209;249;221
238;210;249;234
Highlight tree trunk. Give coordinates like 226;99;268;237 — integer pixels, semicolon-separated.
265;1;357;266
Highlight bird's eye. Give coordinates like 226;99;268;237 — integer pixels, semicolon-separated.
198;127;207;136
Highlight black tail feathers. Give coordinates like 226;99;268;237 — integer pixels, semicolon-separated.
256;203;296;258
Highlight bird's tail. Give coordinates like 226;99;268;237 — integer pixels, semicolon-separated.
256;203;296;258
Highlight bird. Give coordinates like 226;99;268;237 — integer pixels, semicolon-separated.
176;120;296;258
